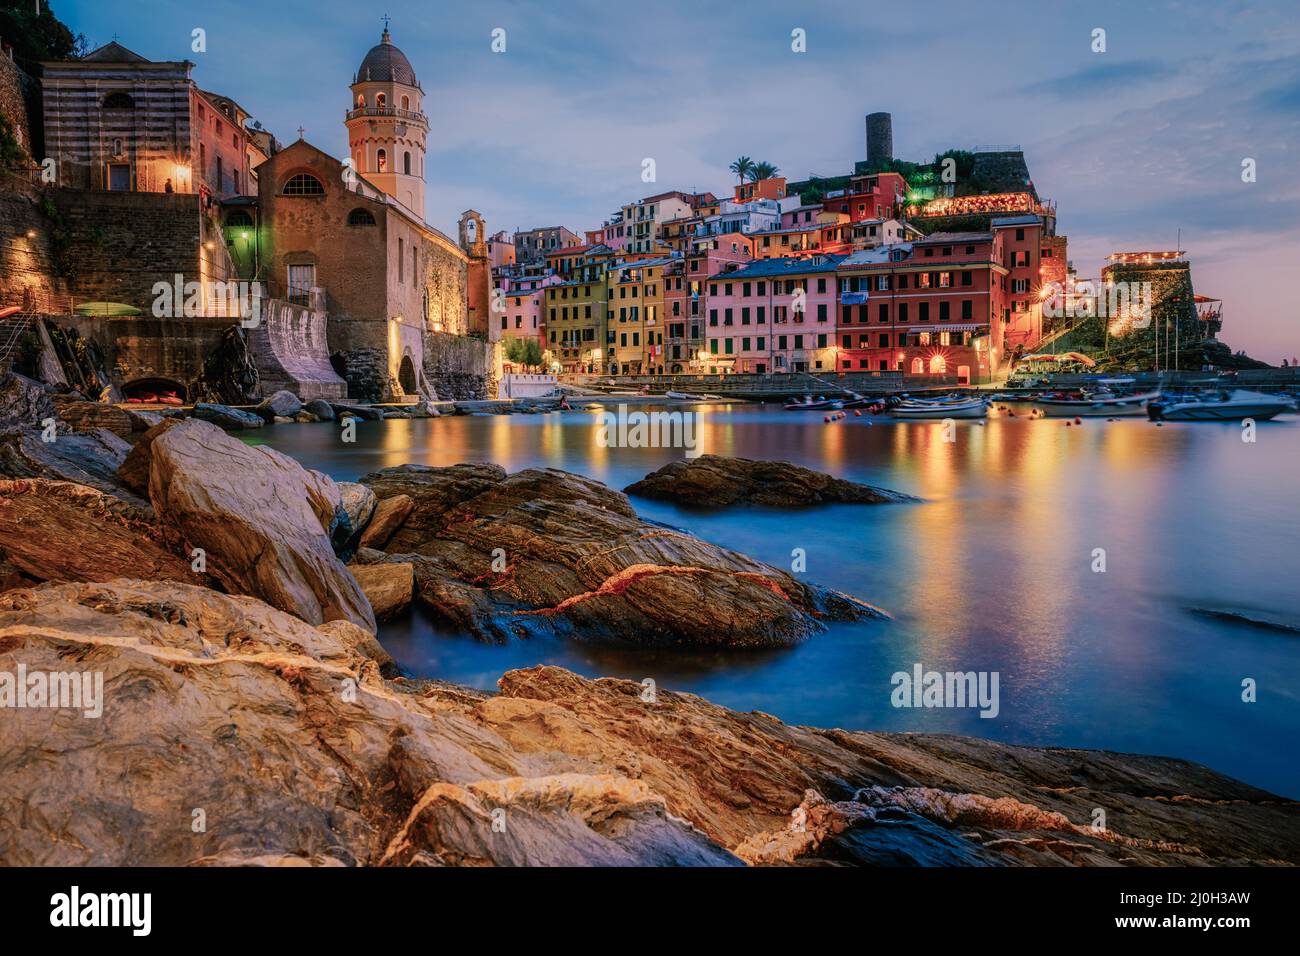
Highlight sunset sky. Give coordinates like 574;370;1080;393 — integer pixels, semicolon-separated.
56;0;1299;360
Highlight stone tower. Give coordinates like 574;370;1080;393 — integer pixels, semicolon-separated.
347;27;427;218
866;112;893;168
460;210;491;336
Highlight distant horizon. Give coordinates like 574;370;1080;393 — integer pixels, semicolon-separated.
51;0;1299;361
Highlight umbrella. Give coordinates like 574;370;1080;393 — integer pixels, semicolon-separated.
76;302;142;317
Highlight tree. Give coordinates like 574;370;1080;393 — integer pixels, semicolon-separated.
503;336;543;370
0;0;85;71
729;156;754;185
751;161;780;181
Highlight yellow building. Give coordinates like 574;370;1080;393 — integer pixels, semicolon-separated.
606;256;674;375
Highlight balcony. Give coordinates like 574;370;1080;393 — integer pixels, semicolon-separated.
345;106;429;129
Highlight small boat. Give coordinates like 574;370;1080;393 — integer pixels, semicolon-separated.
1147;389;1293;422
1036;390;1160;417
784;394;843;411
888;398;989;420
666;390;723;402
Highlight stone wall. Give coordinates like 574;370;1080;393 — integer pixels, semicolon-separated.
0;174;59;307
0;51;36;161
422;331;493;400
49;189;204;310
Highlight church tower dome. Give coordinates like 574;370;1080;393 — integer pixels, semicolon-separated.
346;25;427;218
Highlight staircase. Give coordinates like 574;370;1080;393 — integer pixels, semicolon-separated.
0;307;32;372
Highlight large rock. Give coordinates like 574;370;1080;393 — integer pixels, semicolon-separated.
54;401;136;439
0;425;144;507
625;455;919;508
357;493;413;550
0;479;205;589
350;562;413;620
304;399;335;422
146;419;375;632
2;581;1295;866
254;389;303;422
359;463;883;647
338;482;377;537
116;418;184;494
192;402;265;430
0;371;56;429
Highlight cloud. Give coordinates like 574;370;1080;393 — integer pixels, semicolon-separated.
1024;60;1182;98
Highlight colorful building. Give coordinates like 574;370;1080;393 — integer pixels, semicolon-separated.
703;256;843;374
835;232;1009;383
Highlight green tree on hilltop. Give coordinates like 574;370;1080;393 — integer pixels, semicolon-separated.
1;0;85;70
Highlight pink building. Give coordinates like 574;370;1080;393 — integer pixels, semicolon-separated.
703;255;843;374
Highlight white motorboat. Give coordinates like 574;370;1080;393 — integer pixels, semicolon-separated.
1035;390;1160;417
887;398;989;420
1147;389;1293;422
784;395;844;411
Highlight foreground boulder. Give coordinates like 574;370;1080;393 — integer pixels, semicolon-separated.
0;371;56;429
350;562;413;620
0;480;204;590
146;419;375;632
359;463;882;647
1;579;1295;866
625;455;918;508
0;425;144;507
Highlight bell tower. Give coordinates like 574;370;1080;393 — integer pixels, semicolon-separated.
346;25;427;218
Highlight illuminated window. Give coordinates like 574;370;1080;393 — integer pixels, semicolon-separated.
377;149;387;172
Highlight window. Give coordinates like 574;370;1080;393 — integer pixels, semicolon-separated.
282;173;325;195
102;91;135;109
398;238;404;281
377;149;388;172
376;93;387;109
401;95;410;110
961;271;973;286
404;152;411;175
347;208;376;226
287;264;315;304
961;300;973;320
878;303;889;323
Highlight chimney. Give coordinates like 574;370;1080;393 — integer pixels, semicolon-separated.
866;112;893;168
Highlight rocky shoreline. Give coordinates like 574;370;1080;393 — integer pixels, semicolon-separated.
1;370;1298;866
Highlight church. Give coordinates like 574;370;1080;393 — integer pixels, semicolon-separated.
21;25;494;403
245;26;493;400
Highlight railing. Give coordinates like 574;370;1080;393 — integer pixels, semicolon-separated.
345;106;428;125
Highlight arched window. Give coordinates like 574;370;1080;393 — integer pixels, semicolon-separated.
376;93;386;109
111;137;123;157
910;357;924;375
226;210;253;228
376;149;387;172
102;91;135;109
401;95;409;111
403;151;411;175
356;94;365;107
347;208;376;226
281;173;325;195
929;354;947;375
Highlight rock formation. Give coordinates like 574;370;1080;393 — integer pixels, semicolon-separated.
357;463;883;646
145;419;375;632
2;580;1295;866
625;455;918;508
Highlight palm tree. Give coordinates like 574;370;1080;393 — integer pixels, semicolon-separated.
751;161;780;181
729;156;755;185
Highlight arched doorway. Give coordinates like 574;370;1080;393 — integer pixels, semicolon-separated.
123;377;186;404
929;354;947;375
910;357;924;375
398;353;417;394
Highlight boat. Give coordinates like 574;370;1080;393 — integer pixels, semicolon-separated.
887;397;989;420
1035;390;1160;417
784;394;844;411
666;390;724;402
1147;389;1293;422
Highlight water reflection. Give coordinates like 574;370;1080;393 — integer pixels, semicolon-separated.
259;405;1300;796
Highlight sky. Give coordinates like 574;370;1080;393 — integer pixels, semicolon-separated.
55;0;1299;361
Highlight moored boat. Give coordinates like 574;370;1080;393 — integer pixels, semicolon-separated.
1147;389;1293;422
887;398;989;420
666;390;724;402
1036;390;1160;417
784;395;844;411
